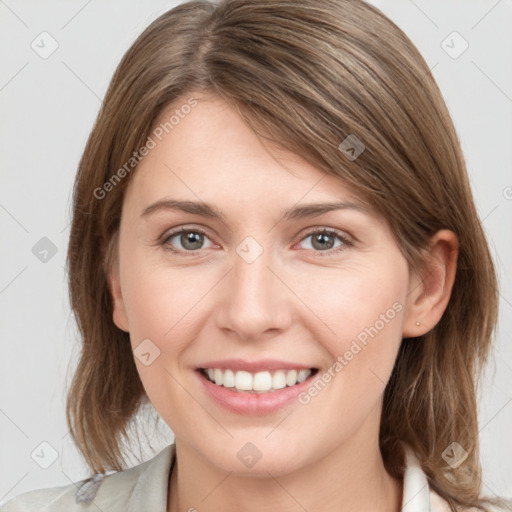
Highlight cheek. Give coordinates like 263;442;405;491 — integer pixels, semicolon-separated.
118;255;205;417
302;263;406;338
301;261;407;387
120;251;207;344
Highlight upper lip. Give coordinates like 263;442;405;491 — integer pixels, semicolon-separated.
197;359;316;373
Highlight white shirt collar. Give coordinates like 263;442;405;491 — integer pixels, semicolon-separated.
401;444;433;511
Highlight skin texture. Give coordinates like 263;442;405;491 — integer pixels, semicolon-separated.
108;92;458;512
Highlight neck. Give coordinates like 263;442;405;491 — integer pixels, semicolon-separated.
167;434;402;512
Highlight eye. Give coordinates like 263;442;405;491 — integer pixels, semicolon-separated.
159;226;352;257
161;227;214;255
297;228;352;255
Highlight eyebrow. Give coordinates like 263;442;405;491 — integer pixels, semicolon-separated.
141;198;368;222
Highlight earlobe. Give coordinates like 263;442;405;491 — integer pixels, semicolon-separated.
107;262;130;333
403;230;459;337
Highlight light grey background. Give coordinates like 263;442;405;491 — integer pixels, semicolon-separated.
1;0;511;504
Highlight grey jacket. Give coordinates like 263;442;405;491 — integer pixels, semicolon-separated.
0;444;484;511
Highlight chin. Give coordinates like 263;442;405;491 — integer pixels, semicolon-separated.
196;439;312;478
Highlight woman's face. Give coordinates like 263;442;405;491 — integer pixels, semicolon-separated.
109;92;418;476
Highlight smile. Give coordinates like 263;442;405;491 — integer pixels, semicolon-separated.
199;368;318;393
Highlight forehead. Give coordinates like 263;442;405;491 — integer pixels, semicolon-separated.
123;93;367;217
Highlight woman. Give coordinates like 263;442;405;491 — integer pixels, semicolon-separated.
3;0;510;511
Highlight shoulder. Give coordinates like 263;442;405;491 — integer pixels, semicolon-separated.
1;444;175;512
0;471;139;512
1;481;77;512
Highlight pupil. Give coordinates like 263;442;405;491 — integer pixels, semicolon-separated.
313;233;333;250
182;232;203;250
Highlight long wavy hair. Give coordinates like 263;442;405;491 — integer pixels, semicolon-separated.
65;1;506;510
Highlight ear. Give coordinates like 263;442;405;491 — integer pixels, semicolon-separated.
107;259;130;333
402;229;459;337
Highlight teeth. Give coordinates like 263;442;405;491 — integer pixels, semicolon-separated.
203;368;313;392
223;369;235;388
272;370;287;390
235;371;252;390
297;369;310;383
253;371;272;391
285;369;297;386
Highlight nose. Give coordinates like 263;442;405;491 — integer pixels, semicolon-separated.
215;239;293;342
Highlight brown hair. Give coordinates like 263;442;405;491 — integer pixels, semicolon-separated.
65;1;507;510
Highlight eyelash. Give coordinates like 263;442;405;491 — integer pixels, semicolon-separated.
160;226;353;257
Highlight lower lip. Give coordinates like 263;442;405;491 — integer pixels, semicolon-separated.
196;370;317;415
